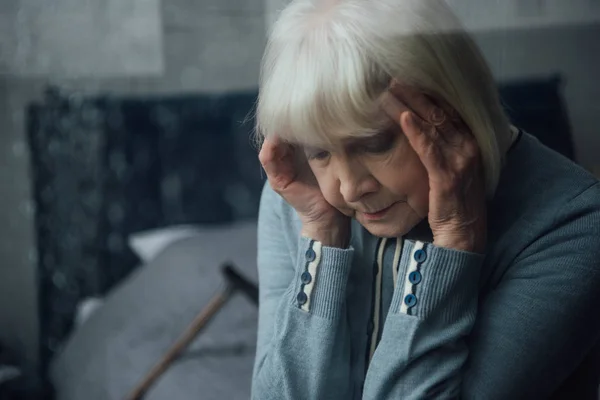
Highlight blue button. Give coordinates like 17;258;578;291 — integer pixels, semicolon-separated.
414;249;427;263
305;248;316;262
409;271;422;285
404;294;417;308
301;271;312;285
297;292;308;305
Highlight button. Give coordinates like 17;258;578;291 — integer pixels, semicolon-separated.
404;294;417;308
408;271;422;285
301;271;312;285
305;248;316;262
414;249;427;263
297;292;308;306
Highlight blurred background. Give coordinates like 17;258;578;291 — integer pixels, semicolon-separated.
0;0;598;398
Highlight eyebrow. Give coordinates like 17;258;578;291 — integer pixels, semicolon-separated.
342;125;396;146
301;121;397;151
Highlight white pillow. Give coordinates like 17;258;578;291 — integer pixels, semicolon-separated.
74;297;105;328
128;225;203;263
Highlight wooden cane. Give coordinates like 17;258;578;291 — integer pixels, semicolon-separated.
126;264;258;400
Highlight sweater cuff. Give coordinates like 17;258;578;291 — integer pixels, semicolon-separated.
292;236;354;320
390;241;484;323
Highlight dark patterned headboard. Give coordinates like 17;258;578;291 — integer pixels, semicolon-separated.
27;87;264;373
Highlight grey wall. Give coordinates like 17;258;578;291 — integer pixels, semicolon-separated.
0;0;265;375
472;23;600;170
447;0;600;170
0;77;41;377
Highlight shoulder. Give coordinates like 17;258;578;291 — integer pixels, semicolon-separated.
490;132;599;235
487;132;600;277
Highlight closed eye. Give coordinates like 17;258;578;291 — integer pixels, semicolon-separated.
358;130;396;154
305;148;330;161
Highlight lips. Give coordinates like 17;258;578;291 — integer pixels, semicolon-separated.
361;202;398;220
364;205;392;214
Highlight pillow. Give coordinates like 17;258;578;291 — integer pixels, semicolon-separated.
71;225;206;332
127;225;204;263
50;221;259;400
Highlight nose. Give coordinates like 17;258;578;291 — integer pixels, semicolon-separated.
337;159;378;203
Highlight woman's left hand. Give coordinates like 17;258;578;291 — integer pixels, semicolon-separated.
381;82;488;254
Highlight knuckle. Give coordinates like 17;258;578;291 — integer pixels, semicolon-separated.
270;175;290;191
444;173;460;190
430;126;442;141
424;122;437;137
465;141;480;158
258;149;270;165
455;159;470;173
438;179;455;195
423;141;438;158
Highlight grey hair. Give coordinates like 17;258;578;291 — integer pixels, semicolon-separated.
256;0;513;196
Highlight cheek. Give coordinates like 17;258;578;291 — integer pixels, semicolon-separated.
310;167;342;204
373;145;428;194
311;167;355;216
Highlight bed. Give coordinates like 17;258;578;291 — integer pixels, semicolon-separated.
50;222;259;399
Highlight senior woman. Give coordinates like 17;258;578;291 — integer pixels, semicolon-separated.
252;0;600;399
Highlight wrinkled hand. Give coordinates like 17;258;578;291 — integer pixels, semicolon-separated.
259;136;350;247
381;82;487;253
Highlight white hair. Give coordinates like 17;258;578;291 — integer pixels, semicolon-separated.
256;0;513;196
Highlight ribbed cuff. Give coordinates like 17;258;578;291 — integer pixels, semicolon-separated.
391;241;483;323
294;237;354;320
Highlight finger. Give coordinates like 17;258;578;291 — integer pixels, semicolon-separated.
259;138;297;191
400;111;444;173
258;137;278;167
389;81;460;143
389;80;438;123
379;92;442;154
428;95;470;134
400;111;435;150
379;91;412;126
380;91;441;152
258;138;278;178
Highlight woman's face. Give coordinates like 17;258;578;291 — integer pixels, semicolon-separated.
304;123;430;238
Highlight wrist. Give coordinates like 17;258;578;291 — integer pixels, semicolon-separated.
301;219;350;248
433;230;486;254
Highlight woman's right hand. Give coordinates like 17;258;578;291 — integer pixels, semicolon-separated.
259;137;350;248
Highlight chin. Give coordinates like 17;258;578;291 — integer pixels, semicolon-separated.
359;220;418;238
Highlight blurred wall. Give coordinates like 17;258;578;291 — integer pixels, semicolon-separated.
448;0;600;172
0;0;265;375
473;24;600;171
